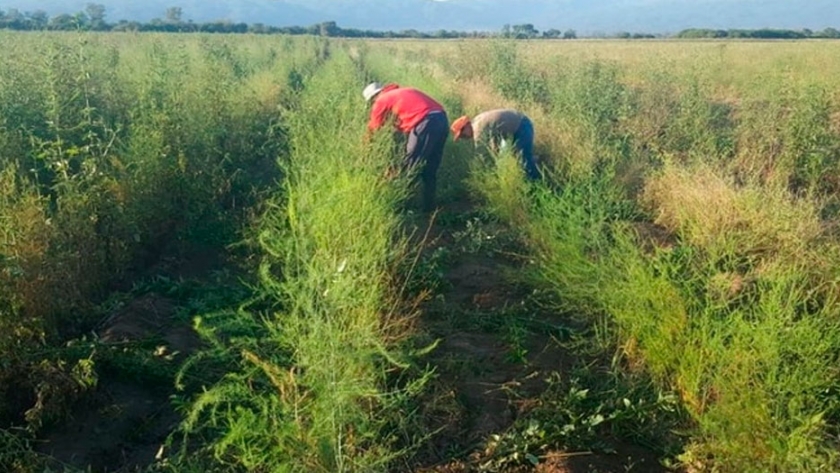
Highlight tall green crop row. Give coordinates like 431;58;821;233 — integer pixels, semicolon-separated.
176;47;424;472
513;177;840;471
389;40;840;470
518;46;840;471
0;32;320;436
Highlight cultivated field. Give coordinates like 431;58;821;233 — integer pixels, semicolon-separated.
2;32;840;472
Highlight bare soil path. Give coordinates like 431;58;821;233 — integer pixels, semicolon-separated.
34;249;233;473
410;198;668;473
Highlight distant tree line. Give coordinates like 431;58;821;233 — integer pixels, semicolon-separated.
676;27;840;39
0;6;579;38
0;6;463;37
500;24;579;39
0;4;837;40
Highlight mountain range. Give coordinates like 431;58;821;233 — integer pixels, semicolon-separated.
1;0;838;34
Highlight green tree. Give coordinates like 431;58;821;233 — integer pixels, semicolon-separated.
563;29;577;39
48;13;75;29
501;24;511;38
85;3;107;30
26;10;49;29
112;19;141;32
1;8;24;28
318;21;338;36
165;6;183;23
819;27;840;38
248;22;268;34
512;23;539;39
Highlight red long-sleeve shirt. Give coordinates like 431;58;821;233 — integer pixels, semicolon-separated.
367;84;445;134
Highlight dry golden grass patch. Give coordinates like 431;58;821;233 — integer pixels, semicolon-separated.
0;173;54;323
830;110;840;137
244;70;285;112
730;100;789;185
453;78;516;113
642;163;821;259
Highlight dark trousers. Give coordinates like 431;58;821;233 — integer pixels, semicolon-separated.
513;117;540;180
406;111;448;212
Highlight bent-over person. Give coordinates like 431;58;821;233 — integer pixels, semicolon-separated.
451;109;540;180
364;82;449;212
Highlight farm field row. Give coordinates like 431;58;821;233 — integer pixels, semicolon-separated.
2;32;840;472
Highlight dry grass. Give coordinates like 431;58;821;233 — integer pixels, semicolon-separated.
0;169;54;326
642;163;822;261
453;78;516;113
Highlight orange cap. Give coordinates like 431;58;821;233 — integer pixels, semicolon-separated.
450;115;472;140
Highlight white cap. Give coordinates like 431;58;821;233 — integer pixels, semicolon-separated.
363;82;384;102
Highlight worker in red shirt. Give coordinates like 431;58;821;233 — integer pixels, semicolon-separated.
364;82;449;212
